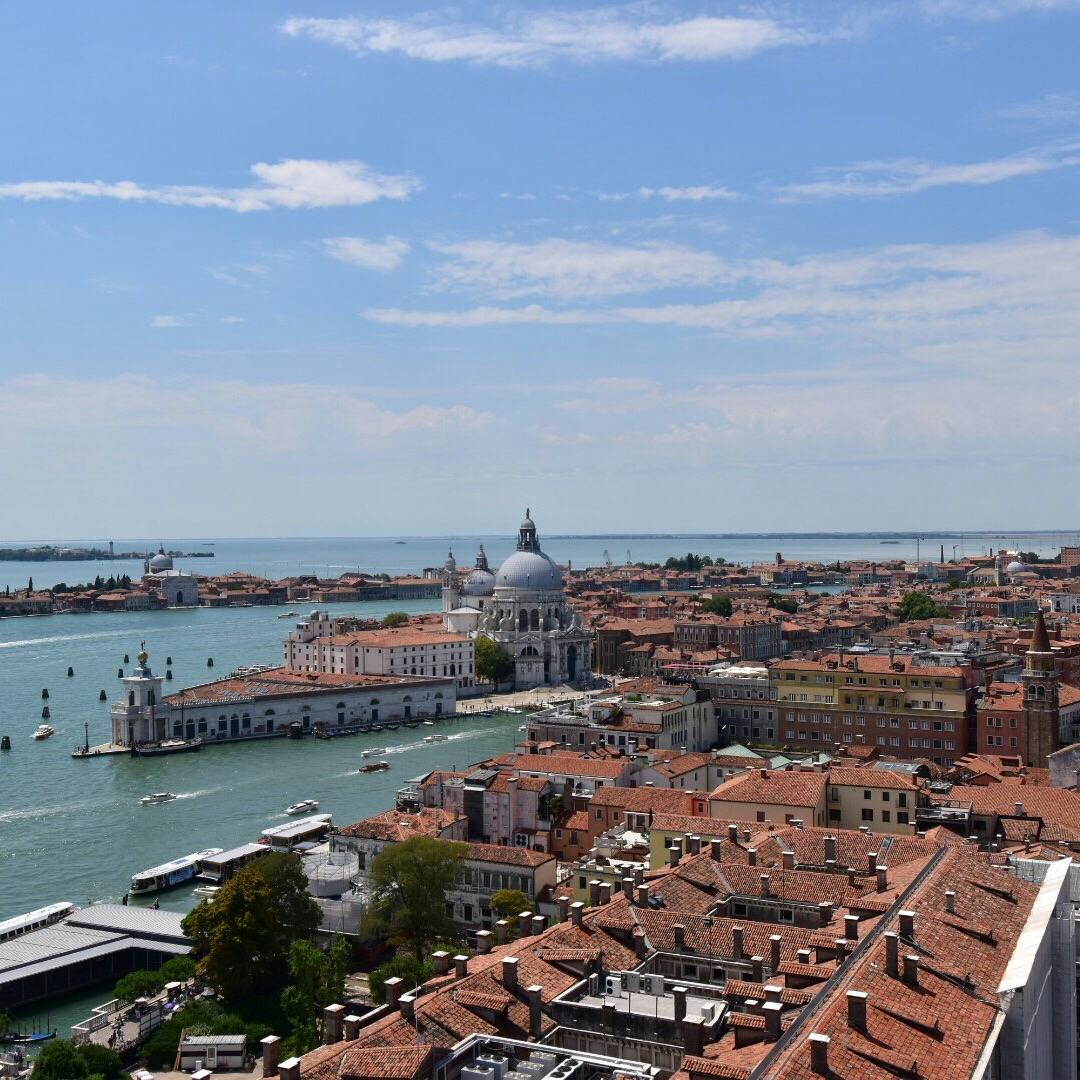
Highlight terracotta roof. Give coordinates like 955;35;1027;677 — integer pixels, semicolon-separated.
709;770;827;809
826;766;918;791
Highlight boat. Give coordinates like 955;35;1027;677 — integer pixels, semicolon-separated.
422;720;435;727
197;843;270;883
358;761;390;773
424;734;448;743
261;814;332;849
129;848;224;895
286;721;305;739
1;736;10;751
0;1029;56;1045
131;738;201;756
277;611;297;618
360;747;386;758
192;885;220;898
32;724;54;740
285;799;319;815
140;792;178;805
0;903;75;944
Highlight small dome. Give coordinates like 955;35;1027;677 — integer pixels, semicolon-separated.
149;550;173;572
495;549;563;591
462;567;496;597
443;549;457;573
1006;560;1026;573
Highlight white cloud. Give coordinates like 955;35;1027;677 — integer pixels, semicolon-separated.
151;314;190;328
362;231;1080;359
0;159;420;213
323;236;410;271
776;141;1080;199
221;315;245;325
918;0;1080;19
600;184;739;202
281;11;829;68
999;93;1080;128
425;238;734;299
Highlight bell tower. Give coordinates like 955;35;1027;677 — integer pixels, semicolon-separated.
1020;612;1059;767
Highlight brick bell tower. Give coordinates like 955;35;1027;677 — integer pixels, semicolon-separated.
1020;611;1059;768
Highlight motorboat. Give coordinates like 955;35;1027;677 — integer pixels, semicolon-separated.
360;748;386;758
32;724;54;740
141;792;178;805
422;720;436;727
424;734;448;743
285;799;319;816
192;885;220;898
358;761;390;773
129;848;224;894
277;611;297;618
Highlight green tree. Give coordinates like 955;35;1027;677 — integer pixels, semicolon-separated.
475;635;515;684
766;592;799;615
279;938;351;1055
896;591;948;622
700;594;732;617
382;611;409;628
0;1011;9;1035
490;889;530;922
113;968;164;1002
28;1040;88;1080
75;1043;128;1080
157;955;196;984
369;954;432;1005
182;853;320;1002
364;836;467;961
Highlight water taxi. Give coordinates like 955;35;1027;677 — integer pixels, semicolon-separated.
197;842;270;883
32;724;54;740
277;611;297;618
260;814;332;849
140;792;178;805
0;902;75;944
285;799;319;816
129;848;224;894
192;885;220;898
423;734;448;743
358;761;390;773
422;720;436;726
360;747;386;758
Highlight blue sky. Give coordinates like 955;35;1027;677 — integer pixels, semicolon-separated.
2;1;1079;537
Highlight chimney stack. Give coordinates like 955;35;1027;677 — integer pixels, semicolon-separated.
454;955;469;979
945;890;956;914
674;924;686;952
747;847;757;867
633;926;648;958
809;1033;830;1076
623;877;635;901
769;935;782;972
867;851;879;874
751;956;764;984
669;846;681;868
637;884;651;907
324;1003;345;1043
824;835;837;864
279;1058;302;1080
763;1001;782;1042
527;984;543;1038
532;914;547;935
884;932;899;978
571;901;585;927
476;930;493;954
732;925;744;959
502;956;519;990
589;881;602;906
520;909;535;936
760;873;771;897
710;838;724;861
343;1015;361;1041
846;990;868;1031
728;823;739;843
260;1036;281;1078
1015;801;1025;817
557;894;570;921
672;985;687;1022
682;1016;704;1056
782;850;795;870
844;915;859;942
903;954;920;987
598;883;612;906
384;977;404;1006
495;920;509;944
898;910;915;939
876;865;888;892
399;993;416;1021
742;828;752;843
432;950;450;976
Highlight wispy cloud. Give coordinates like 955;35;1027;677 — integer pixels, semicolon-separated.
600;184;739;202
324;236;411;271
0;159;420;212
918;0;1080;20
150;314;191;328
775;140;1080;199
281;10;832;68
425;238;733;299
998;92;1080;128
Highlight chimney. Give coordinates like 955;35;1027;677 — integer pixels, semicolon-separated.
532;913;547;935
1015;801;1025;817
279;1058;302;1080
432;950;450;976
636;883;651;907
633;925;648;958
817;902;832;928
674;924;686;951
732;925;744;959
824;835;837;864
742;828;752;843
782;850;795;870
751;956;764;984
763;1001;782;1042
833;939;847;963
884;931;899;978
945;890;956;914
846;990;868;1031
634;867;645;885
825;859;836;874
669;846;681;868
876;865;888;892
589;881;602;907
495;919;509;944
324;1003;345;1043
764;984;782;1003
727;823;739;843
598;883;612;906
747;847;758;867
571;901;585;927
769;935;782;972
527;984;543;1037
260;1036;281;1077
520;909;535;936
454;954;469;979
867;851;879;874
898;910;915;939
343;1015;361;1041
809;1033;830;1076
384;976;404;1006
797;948;812;965
760;873;771;897
760;768;768;779
687;834;701;855
844;915;859;942
903;954;920;987
710;838;724;861
622;876;635;901
399;993;416;1021
847;868;857;887
682;1016;704;1056
476;930;493;954
557;894;570;921
672;985;687;1021
502;956;519;990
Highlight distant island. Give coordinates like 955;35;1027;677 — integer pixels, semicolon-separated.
0;545;215;562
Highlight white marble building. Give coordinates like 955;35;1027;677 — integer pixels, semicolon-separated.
443;511;591;689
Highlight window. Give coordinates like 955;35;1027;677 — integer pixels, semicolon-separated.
756;811;766;822
863;790;871;800
861;808;874;821
881;811;890;823
897;812;909;825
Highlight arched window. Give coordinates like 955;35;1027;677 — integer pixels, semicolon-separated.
128;691;135;707
265;709;275;716
450;663;456;676
370;698;380;705
530;609;540;630
519;610;529;632
335;702;346;709
403;695;412;703
148;691;156;706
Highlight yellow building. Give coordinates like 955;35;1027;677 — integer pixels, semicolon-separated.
707;768;828;827
824;767;922;834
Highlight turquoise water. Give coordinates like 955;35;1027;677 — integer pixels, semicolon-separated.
0;532;1074;591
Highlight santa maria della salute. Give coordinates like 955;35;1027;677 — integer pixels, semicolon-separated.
442;509;591;688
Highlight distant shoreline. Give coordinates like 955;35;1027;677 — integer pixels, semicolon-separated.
0;547;215;562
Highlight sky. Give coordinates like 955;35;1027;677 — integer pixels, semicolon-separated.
2;0;1079;538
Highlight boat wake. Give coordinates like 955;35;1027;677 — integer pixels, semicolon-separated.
0;625;195;650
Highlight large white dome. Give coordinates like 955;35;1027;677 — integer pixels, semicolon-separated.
149;550;173;572
495;550;563;591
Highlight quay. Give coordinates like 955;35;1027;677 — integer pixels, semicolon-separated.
0;905;190;1011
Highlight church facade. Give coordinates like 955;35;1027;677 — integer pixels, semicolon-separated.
443;511;592;689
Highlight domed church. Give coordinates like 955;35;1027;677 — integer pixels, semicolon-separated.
442;511;591;688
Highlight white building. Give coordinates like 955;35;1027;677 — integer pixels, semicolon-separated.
142;547;199;608
443;511;592;689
